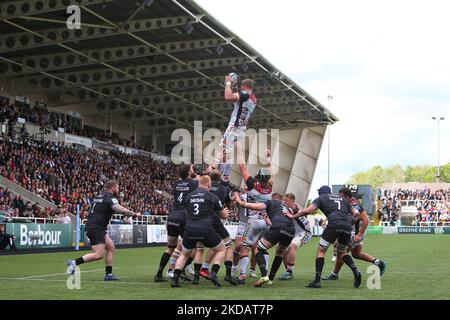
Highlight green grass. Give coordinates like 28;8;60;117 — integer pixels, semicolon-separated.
0;234;449;300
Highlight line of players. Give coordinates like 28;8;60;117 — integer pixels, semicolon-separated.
153;161;386;288
66;164;386;289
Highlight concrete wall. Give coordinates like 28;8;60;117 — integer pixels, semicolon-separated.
229;125;327;207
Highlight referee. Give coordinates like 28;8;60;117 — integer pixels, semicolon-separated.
67;180;141;280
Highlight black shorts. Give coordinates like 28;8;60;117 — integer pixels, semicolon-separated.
86;227;107;246
166;219;185;238
263;226;295;247
213;223;230;240
182;228;222;251
321;224;352;246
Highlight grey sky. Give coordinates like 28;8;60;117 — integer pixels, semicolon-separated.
196;0;450;198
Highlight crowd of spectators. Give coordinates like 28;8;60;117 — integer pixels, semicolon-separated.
379;188;450;226
0;100;154;152
0;135;176;221
1;99;241;225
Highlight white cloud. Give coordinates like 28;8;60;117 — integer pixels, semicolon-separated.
196;0;450;199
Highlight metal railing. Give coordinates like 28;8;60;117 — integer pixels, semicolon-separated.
80;215;241;226
417;221;450;227
2;216;63;224
400;199;448;207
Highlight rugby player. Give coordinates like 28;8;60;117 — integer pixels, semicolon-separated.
154;164;198;282
285;186;362;288
171;175;230;288
196;169;237;285
323;187;387;280
234;192;296;287
278;193;312;280
234;144;273;284
231;191;249;276
67;180;141;280
208;77;256;182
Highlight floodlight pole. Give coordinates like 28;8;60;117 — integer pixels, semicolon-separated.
432;116;445;182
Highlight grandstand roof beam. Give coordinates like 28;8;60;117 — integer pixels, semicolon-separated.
0;0;116;20
59;83;289;105
0;15;193;54
10;56;252;93
171;0;337;124
75;4;296;128
1;38;225;77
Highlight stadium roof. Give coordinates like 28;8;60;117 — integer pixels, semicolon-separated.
0;0;339;133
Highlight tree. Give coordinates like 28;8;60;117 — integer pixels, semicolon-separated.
346;162;450;187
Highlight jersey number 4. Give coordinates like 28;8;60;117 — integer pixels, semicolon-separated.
177;193;183;203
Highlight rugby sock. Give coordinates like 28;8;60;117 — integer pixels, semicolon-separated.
224;260;233;277
264;254;269;268
372;258;381;266
105;266;113;275
255;251;268;277
239;255;249;276
170;249;180;267
287;264;294;274
269;256;283;281
201;262;210;271
157;252;171;275
315;257;325;283
231;266;238;275
173;268;182;279
342;254;359;276
211;264;220;274
75;257;84;266
194;263;202;276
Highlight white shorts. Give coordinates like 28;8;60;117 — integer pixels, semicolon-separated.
241;218;269;247
236;221;248;238
291;231;312;248
220;126;246;156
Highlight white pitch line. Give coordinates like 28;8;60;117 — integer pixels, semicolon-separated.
0;277;159;286
17;268;107;279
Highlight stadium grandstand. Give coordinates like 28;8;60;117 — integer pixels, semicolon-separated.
0;0;337;210
378;183;450;227
0;0;338;249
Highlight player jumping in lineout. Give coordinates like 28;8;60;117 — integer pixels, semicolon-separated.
208;73;256;182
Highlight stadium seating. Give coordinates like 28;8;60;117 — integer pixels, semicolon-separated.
0;135;175;222
379;187;450;226
0;100;153;152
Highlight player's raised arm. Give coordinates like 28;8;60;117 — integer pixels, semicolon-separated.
224;75;240;102
265;149;274;184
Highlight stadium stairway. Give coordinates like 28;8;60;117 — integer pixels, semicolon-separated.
0;175;57;211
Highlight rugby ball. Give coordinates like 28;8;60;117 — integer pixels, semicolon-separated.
225;72;238;86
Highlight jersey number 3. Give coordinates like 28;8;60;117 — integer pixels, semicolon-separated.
193;203;200;215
